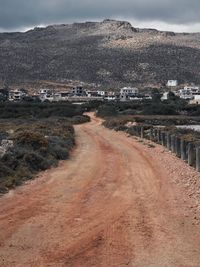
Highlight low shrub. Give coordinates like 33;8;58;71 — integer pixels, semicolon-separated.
83;100;103;111
70;115;90;124
96;104;118;117
13;131;49;150
0;162;14;179
103;117;132;129
114;125;128;132
49;144;69;160
23;151;52;171
142;103;178;115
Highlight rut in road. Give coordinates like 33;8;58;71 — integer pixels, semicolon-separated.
0;114;200;267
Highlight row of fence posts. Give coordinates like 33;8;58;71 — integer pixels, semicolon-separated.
131;125;200;172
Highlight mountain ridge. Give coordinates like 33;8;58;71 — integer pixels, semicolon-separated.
0;19;200;87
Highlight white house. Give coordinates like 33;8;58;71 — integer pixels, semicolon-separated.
39;89;72;102
120;87;139;95
97;90;106;96
177;86;200;100
120;87;139;101
189;95;200;105
183;86;200;94
39;89;53;101
167;80;178;87
161;92;169;101
9;89;24;101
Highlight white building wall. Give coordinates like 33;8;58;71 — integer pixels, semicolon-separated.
167;80;178;87
120;87;139;95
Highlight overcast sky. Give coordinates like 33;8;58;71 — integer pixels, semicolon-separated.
0;0;200;33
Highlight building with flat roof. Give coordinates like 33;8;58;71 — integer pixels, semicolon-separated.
120;87;139;101
167;80;178;87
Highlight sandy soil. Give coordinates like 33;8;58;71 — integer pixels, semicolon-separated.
0;113;200;267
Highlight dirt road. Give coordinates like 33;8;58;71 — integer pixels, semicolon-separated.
0;114;200;267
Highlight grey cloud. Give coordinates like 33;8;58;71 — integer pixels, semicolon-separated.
0;0;200;31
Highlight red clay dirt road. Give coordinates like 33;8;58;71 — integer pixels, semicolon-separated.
0;114;200;267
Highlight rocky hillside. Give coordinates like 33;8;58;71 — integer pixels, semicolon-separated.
1;19;200;87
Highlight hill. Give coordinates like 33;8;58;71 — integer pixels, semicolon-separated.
1;19;200;87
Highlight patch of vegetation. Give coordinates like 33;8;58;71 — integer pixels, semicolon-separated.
96;91;189;118
82;100;103;112
96;103;118;117
0;102;84;119
0;102;90;194
134;116;200;126
103;117;131;130
0;118;75;193
69;115;90;124
183;105;200;116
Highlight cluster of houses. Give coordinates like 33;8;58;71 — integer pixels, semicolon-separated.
0;86;146;102
36;86;151;102
2;80;200;104
175;86;200;104
164;81;200;104
163;80;200;104
37;87;116;101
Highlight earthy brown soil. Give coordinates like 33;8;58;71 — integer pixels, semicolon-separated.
1;113;200;267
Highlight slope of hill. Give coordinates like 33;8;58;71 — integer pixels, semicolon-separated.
1;19;200;87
